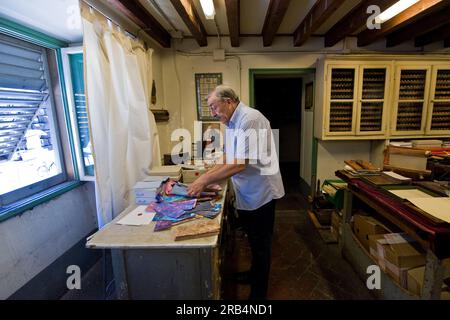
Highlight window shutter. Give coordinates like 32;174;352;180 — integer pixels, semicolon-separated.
67;52;94;177
0;36;50;161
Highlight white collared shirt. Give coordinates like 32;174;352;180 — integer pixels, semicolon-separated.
224;102;285;210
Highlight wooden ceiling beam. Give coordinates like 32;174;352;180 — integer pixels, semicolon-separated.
357;0;445;47
262;0;291;47
386;4;450;47
324;0;397;47
170;0;208;47
106;0;171;48
415;22;450;47
293;0;346;47
224;0;240;47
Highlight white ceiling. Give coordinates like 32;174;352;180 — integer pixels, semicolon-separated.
141;0;317;36
0;0;83;43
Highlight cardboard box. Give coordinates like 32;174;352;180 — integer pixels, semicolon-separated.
407;265;450;297
368;234;387;266
369;233;426;287
384;235;426;269
315;208;333;225
407;266;425;296
353;215;390;252
182;168;207;183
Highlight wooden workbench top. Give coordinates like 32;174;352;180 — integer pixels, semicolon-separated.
86;183;228;249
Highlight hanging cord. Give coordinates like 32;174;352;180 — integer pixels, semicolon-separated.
213;17;222;49
172;40;183;128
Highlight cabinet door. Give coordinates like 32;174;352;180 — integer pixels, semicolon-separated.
325;66;357;136
356;66;390;135
426;66;450;134
392;66;431;135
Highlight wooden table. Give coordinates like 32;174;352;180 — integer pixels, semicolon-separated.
86;183;229;299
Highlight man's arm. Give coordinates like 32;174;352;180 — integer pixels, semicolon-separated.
187;160;247;196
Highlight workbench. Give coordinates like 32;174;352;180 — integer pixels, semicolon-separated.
86;183;229;300
335;170;450;299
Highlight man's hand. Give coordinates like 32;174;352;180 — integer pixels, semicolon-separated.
187;175;208;197
187;162;247;197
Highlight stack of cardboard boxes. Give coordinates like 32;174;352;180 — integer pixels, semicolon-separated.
406;265;450;299
352;214;450;298
368;233;425;287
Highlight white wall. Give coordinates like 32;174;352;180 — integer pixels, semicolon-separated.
316;140;372;183
0;183;97;299
154;35;450;187
157;37;325;179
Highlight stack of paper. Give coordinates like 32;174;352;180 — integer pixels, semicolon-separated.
382;171;412;182
390;141;413;148
133;181;160;205
408;198;450;224
411;140;443;149
117;206;155;226
148;165;182;180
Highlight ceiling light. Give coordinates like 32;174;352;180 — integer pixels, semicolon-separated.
200;0;215;20
375;0;420;24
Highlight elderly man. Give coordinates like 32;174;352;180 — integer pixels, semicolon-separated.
187;85;285;300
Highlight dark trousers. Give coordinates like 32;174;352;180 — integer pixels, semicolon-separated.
237;199;276;300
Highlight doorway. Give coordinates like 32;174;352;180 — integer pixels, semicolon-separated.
250;69;314;192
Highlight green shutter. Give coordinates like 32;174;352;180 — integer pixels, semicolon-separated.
68;53;94;176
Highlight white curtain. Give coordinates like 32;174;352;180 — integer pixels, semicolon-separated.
80;3;160;227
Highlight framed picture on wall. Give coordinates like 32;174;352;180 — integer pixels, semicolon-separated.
195;73;222;121
305;82;314;111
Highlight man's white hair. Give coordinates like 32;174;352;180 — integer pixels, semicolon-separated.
208;85;239;102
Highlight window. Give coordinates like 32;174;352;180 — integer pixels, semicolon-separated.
61;48;94;180
0;33;67;206
195;73;222;121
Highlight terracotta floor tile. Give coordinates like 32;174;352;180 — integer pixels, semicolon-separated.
222;190;374;300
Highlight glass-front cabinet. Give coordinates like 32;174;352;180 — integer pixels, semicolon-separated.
327;67;357;135
315;57;450;140
391;65;431;135
357;67;388;135
426;66;450;134
325;63;390;137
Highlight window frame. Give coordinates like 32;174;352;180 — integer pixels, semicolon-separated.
61;47;95;181
0;34;68;205
0;17;84;222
